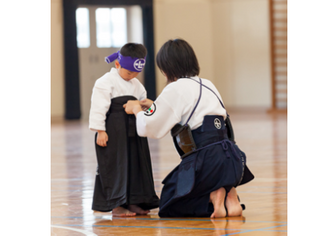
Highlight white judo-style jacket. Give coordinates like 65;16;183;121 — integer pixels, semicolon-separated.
136;77;227;139
89;68;146;131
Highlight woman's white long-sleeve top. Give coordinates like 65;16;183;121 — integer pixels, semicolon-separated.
89;68;146;131
136;77;227;139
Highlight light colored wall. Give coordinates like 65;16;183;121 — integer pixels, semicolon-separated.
154;0;215;95
51;0;271;119
154;0;271;108
211;0;271;107
51;0;65;119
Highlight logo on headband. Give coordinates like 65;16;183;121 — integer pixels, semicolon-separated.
133;59;146;72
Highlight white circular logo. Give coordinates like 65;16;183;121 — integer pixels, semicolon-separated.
214;118;221;129
133;59;146;71
144;103;156;116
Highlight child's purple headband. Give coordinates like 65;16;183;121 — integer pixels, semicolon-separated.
105;51;146;72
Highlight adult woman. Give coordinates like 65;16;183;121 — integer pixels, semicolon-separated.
124;39;254;218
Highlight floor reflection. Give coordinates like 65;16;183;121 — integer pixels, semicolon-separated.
210;216;246;235
51;110;287;235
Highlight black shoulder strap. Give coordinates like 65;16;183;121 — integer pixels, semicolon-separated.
184;78;203;126
185;78;229;117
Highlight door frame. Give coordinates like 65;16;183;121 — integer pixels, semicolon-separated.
63;0;155;119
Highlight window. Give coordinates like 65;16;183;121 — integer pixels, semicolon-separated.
96;8;127;48
75;7;128;48
95;8;111;47
75;8;90;48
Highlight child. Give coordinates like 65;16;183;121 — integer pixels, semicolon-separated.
89;43;159;217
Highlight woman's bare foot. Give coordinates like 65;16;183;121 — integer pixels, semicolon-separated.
128;205;150;215
225;187;242;217
112;206;136;217
210;187;227;218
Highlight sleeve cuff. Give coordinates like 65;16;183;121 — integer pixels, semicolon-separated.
136;111;147;137
89;124;106;132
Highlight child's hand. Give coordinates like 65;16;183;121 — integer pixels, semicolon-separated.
123;100;142;115
97;131;108;147
140;99;154;111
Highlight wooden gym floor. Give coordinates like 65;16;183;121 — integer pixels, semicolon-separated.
51;110;287;235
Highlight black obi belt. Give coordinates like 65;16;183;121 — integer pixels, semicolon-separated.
171;115;229;159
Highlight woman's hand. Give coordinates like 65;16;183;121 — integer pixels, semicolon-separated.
140;98;154;111
123;100;143;115
97;131;108;147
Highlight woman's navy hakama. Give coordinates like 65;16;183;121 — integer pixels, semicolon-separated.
158;115;254;217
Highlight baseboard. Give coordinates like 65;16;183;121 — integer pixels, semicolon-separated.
51;115;64;124
267;108;287;114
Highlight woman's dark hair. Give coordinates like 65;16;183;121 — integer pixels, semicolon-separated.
156;39;200;82
120;43;147;58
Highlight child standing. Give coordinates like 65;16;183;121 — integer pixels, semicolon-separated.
89;43;159;217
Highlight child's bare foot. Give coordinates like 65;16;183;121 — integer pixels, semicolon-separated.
210;187;227;218
128;205;150;215
225;187;242;217
112;206;136;217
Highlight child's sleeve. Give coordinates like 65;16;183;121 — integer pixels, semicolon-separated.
89;79;112;131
